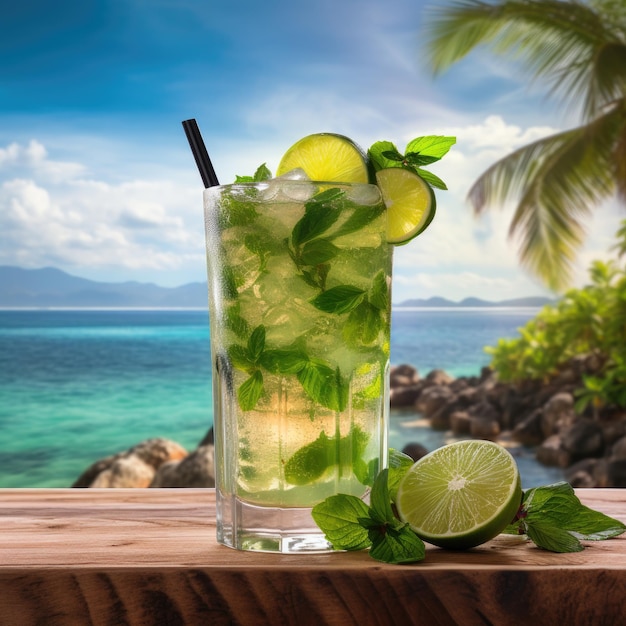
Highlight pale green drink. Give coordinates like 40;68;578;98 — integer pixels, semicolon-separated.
204;178;391;552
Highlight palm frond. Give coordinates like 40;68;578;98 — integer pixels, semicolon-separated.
424;0;626;118
468;106;623;290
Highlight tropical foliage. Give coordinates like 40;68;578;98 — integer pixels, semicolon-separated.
424;0;626;291
486;220;626;414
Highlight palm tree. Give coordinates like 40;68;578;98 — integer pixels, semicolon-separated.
424;0;626;291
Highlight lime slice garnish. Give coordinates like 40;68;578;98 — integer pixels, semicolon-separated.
277;133;370;183
396;440;522;550
375;167;436;245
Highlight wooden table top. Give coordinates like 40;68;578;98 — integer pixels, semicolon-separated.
1;488;625;625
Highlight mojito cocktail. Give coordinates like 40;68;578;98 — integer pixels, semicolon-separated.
204;178;391;552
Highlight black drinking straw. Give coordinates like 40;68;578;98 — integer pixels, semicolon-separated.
182;119;220;188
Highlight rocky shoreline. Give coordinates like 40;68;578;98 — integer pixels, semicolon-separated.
73;360;626;489
390;361;626;488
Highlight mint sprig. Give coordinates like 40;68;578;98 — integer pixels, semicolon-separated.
312;451;626;565
504;481;626;552
312;469;426;564
368;135;455;190
235;163;272;182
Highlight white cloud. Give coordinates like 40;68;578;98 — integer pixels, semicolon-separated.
0;139;86;183
2;111;623;297
0;140;205;282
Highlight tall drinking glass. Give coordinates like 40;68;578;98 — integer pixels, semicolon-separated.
204;178;392;553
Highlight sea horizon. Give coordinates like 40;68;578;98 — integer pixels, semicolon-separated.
0;308;564;489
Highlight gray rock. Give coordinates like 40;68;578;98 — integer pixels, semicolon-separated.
536;434;571;468
469;417;501;440
390;364;420;388
390;384;422;408
150;445;215;488
415;385;454;417
72;438;188;488
450;411;472;435
512;409;545;446
606;460;626;487
541;392;575;438
401;442;428;462
610;435;626;461
423;369;454;386
561;419;604;460
90;456;155;488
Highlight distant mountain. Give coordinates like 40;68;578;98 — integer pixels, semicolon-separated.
0;266;554;309
396;295;554;308
0;266;208;308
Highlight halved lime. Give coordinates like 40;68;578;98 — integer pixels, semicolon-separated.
375;167;436;245
277;133;370;183
396;440;522;550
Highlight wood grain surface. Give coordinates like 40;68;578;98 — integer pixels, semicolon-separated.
1;488;625;625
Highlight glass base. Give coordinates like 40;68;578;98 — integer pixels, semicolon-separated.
216;491;334;553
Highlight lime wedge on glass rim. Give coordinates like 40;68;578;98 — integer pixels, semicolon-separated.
396;440;522;550
276;133;370;183
375;167;436;245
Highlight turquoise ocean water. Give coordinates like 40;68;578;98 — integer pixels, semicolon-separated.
0;308;565;488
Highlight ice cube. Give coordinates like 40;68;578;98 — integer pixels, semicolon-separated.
260;169;316;202
276;167;310;181
345;183;381;206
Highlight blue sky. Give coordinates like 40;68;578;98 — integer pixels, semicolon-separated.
1;0;623;302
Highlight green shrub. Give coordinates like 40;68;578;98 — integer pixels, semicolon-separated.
486;220;626;413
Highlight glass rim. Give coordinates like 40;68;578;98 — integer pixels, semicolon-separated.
204;179;380;193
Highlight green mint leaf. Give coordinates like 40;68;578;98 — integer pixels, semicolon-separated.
381;150;405;162
404;152;440;167
520;482;626;552
343;425;374;486
221;265;239;300
292;202;341;247
369;523;426;565
300;268;323;289
234;163;272;182
300;238;340;266
297;360;348;411
368;140;403;172
388;448;415;502
244;233;275;272
260;349;308;374
330;202;385;240
284;431;332;485
225;305;249;338
221;197;258;227
285;426;369;486
306;186;345;209
347;425;372;485
567;506;626;541
343;301;382;346
237;370;264;411
415;168;449;191
368;469;426;564
291;188;344;247
311;285;366;314
227;344;255;372
311;495;372;551
247;325;266;363
369;270;390;311
369;469;398;525
405;136;456;159
525;519;584;553
353;457;378;487
254;163;272;181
